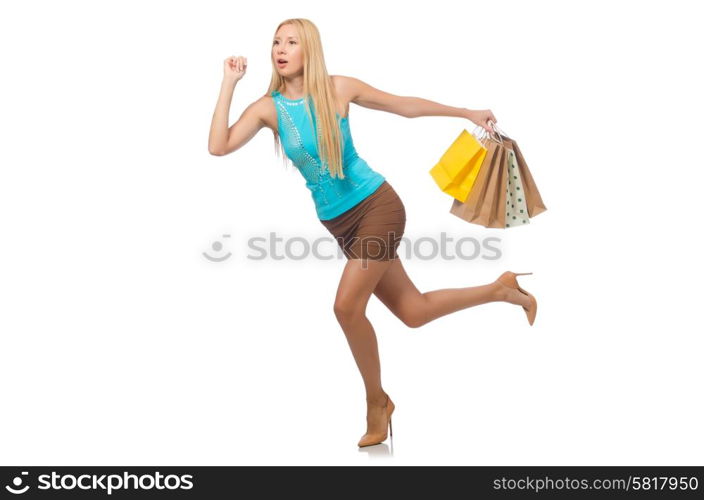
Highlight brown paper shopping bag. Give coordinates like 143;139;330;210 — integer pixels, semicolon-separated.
448;139;499;224
482;141;508;228
449;137;507;228
497;133;547;217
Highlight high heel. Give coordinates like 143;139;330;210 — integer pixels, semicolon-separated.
357;394;395;447
496;271;538;326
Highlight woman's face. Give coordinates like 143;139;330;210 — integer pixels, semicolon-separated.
272;24;303;77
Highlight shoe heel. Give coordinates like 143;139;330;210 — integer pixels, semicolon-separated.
389;417;393;437
498;271;537;326
515;274;537;327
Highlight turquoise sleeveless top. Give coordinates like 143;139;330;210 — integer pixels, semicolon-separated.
271;89;386;220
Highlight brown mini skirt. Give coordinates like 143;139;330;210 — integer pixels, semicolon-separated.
319;180;406;261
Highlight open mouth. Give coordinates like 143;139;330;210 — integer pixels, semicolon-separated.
277;59;288;65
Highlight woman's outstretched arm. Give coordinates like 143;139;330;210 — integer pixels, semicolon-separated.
341;75;497;133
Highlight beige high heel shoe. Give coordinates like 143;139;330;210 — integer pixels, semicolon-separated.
358;394;395;447
496;271;538;326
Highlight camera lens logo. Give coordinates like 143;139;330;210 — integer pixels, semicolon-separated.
5;471;30;495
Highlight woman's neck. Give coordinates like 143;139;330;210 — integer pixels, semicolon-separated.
282;77;305;99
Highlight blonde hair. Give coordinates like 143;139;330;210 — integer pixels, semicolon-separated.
267;18;346;179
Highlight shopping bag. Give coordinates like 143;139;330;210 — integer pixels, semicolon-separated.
429;128;488;202
496;131;547;217
482;140;509;228
504;146;530;227
449;137;505;227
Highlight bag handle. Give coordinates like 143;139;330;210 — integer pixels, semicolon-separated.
471;124;485;139
471;126;492;148
485;121;504;145
489;120;510;142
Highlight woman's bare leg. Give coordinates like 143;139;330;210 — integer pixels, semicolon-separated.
333;258;394;439
372;258;531;328
334;258;393;401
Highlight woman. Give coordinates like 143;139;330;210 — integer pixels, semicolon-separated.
208;18;537;448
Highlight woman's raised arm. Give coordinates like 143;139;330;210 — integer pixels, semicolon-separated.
208;55;267;156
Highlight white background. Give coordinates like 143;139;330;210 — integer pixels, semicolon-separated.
1;0;702;466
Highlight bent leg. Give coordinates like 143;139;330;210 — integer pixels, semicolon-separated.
373;258;504;328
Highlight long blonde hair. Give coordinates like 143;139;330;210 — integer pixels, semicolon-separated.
267;18;346;179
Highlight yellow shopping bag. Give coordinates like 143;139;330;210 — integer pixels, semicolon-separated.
429;129;488;202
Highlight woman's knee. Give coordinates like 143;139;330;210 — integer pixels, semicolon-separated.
333;296;365;324
404;314;425;329
399;305;426;328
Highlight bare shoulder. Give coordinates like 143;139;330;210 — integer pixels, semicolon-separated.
332;75;405;115
331;75;355;117
331;74;387;104
251;92;278;133
332;75;357;100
